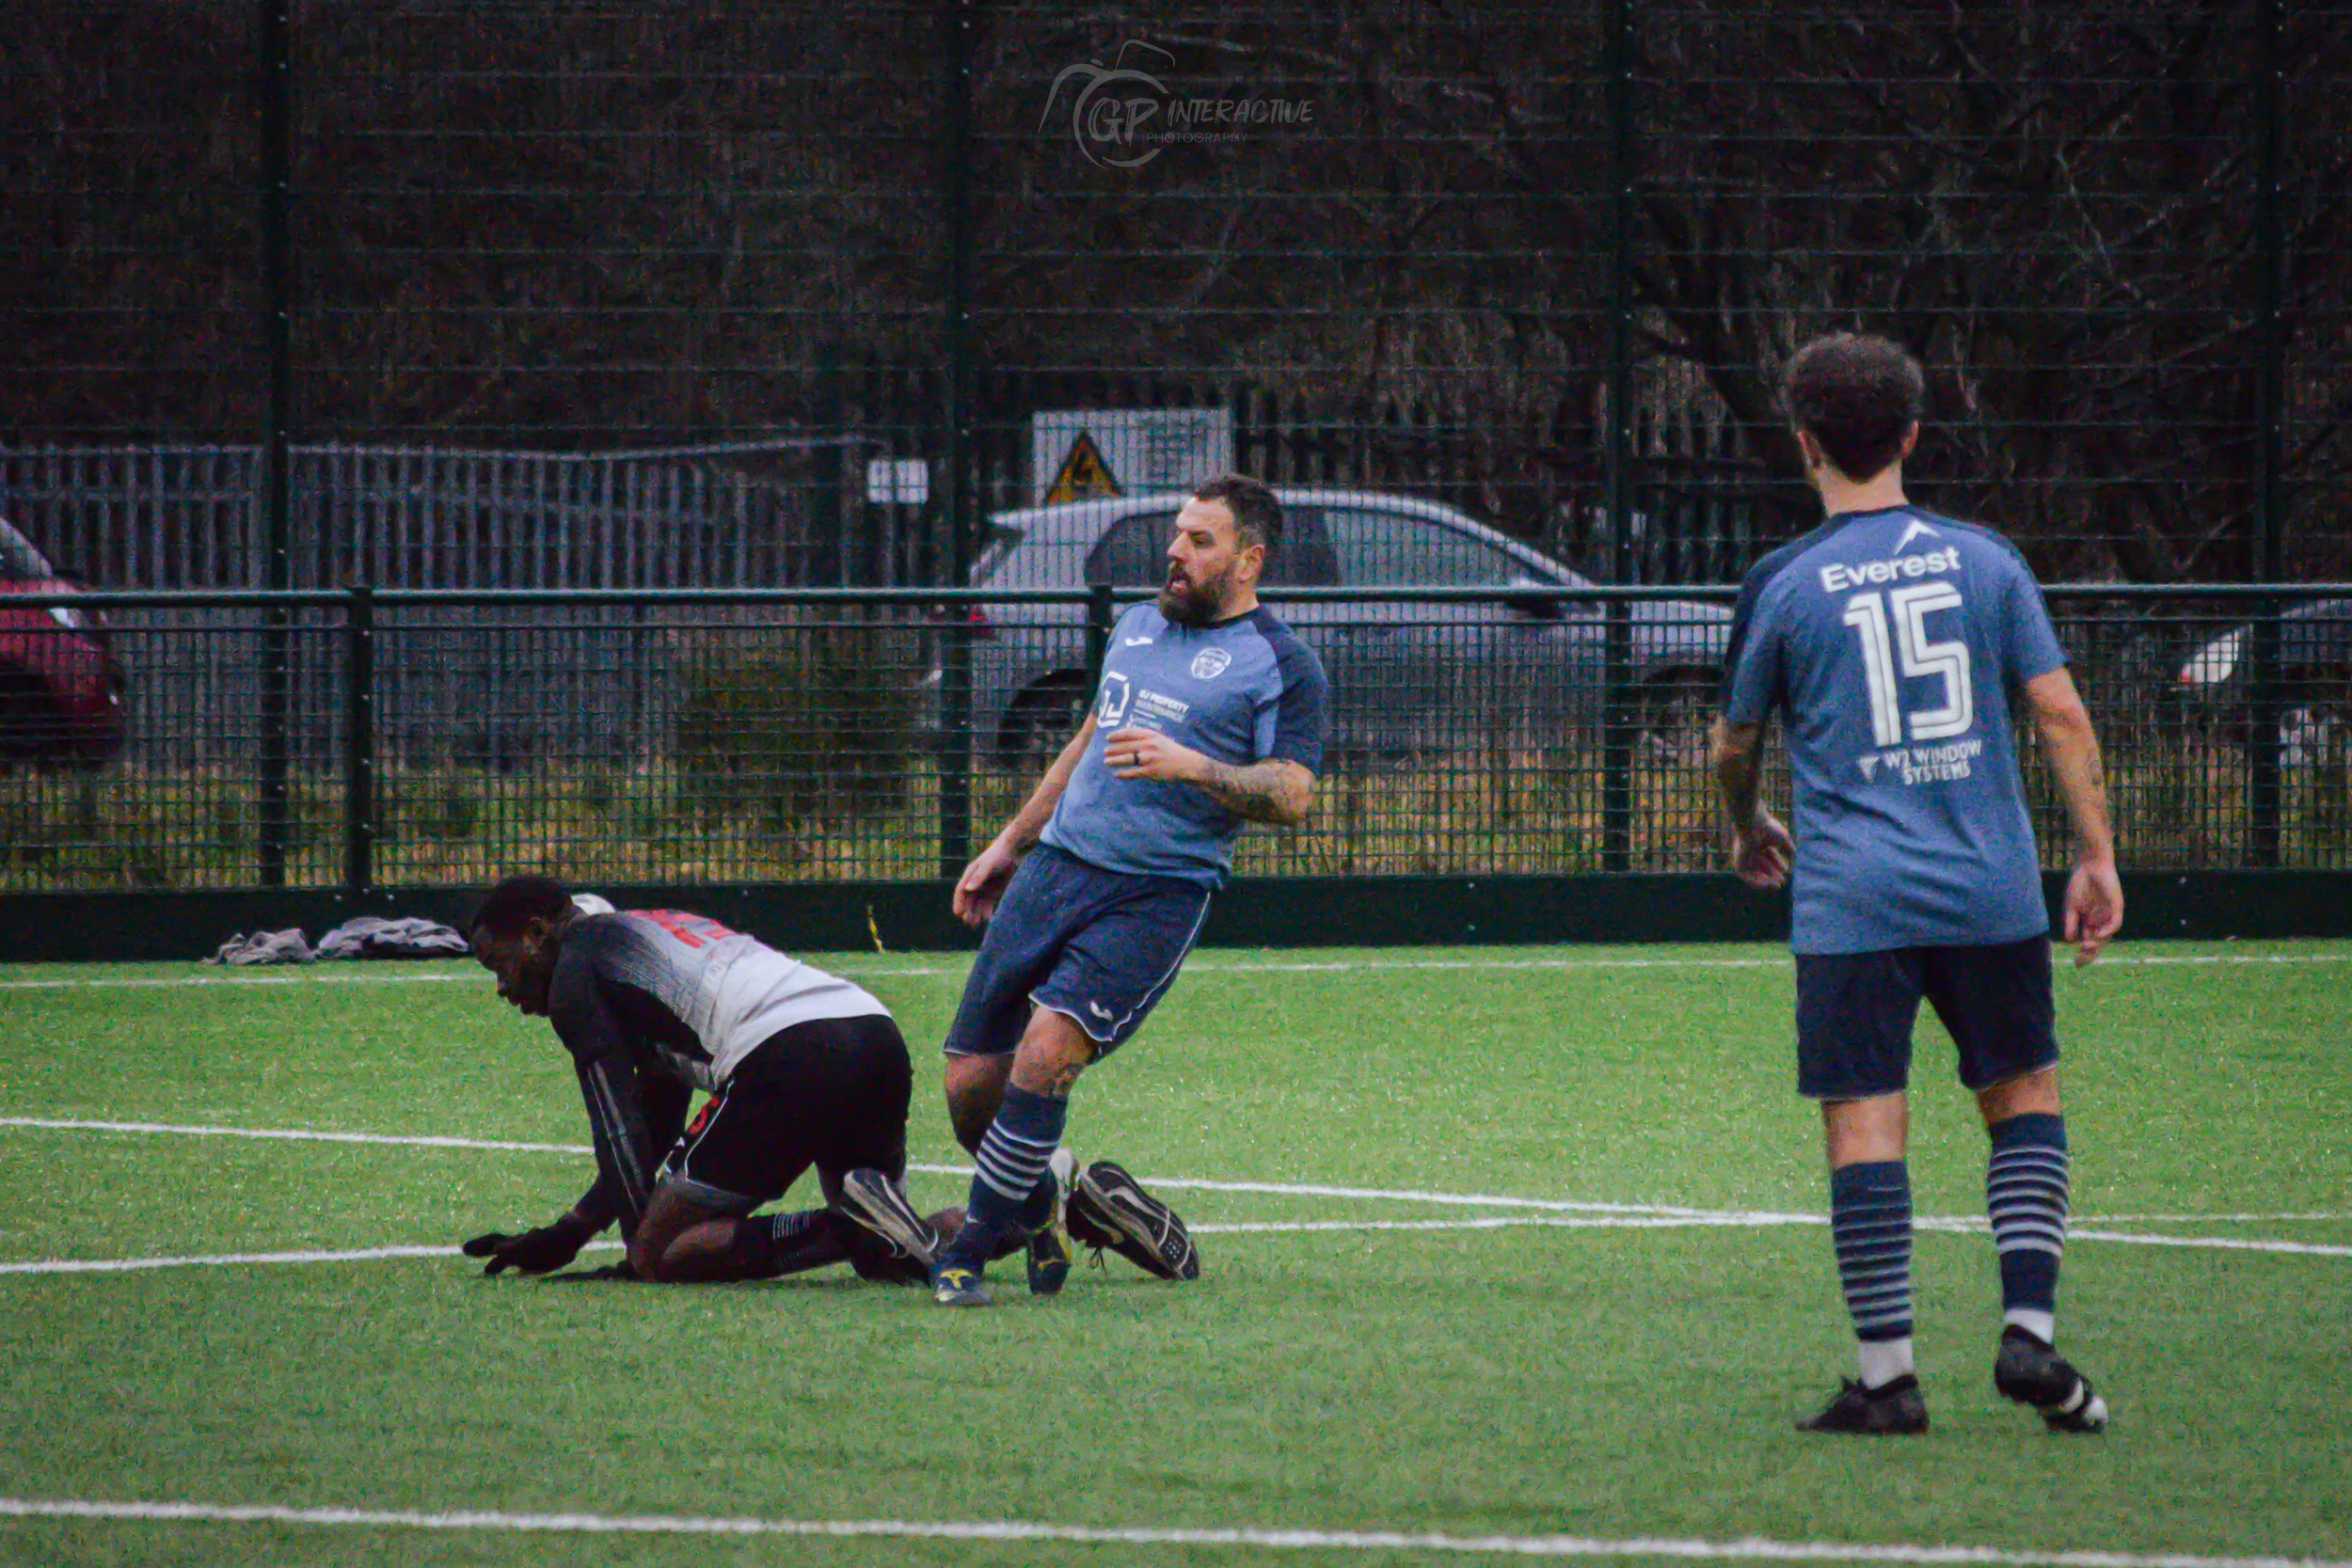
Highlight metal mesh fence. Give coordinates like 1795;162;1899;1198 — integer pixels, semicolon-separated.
5;3;2348;590
0;588;2342;894
3;5;2347;903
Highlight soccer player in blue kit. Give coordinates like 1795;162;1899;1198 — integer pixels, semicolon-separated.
1710;334;2124;1434
904;474;1329;1307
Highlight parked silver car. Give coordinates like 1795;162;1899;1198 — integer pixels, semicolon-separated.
947;488;1733;763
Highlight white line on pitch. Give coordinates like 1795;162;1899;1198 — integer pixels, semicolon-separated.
6;948;2346;990
9;1215;2349;1277
0;1496;2341;1567
0;971;482;990
0;1120;1707;1218
0;1242;623;1276
0;1117;592;1154
8;1119;2344;1236
1203;1217;2352;1256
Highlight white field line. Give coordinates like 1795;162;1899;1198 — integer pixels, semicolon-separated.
0;1242;621;1276
5;949;2347;990
5;1117;2345;1240
0;971;482;990
0;1117;596;1155
1206;1216;2352;1257
0;1497;2343;1568
8;1214;2350;1277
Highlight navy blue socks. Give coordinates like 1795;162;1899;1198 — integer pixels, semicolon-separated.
1986;1112;2070;1343
945;1084;1067;1267
1830;1159;1915;1386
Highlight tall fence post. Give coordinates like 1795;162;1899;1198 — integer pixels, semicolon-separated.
256;0;295;885
1598;0;1636;872
2248;0;2287;867
343;584;374;898
934;0;977;878
1086;582;1115;683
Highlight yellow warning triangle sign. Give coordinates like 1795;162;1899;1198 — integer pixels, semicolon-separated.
1043;431;1123;504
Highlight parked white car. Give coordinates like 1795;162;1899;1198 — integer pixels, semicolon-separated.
942;488;1734;763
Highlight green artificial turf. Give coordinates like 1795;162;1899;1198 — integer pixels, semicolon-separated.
0;941;2345;1566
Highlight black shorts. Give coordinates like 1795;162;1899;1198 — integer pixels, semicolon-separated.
659;1013;911;1213
1793;935;2058;1101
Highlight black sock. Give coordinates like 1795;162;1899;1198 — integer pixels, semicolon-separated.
726;1209;851;1280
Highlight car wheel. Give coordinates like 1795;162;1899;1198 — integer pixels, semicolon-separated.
1633;668;1716;768
999;674;1090;768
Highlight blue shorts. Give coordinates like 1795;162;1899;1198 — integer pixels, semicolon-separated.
1793;935;2058;1100
944;845;1212;1059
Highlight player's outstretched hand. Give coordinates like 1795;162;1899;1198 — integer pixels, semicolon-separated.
1728;809;1795;889
462;1215;592;1276
1104;725;1206;784
2061;858;2123;967
953;838;1023;927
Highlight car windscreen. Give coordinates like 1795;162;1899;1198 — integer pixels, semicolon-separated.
1322;506;1543;587
1084;511;1181;587
0;521;56;583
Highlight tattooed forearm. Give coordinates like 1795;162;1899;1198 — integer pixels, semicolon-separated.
1193;758;1313;825
2024;667;2115;864
1709;719;1767;828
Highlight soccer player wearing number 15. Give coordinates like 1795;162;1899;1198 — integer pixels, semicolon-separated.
1709;334;2124;1436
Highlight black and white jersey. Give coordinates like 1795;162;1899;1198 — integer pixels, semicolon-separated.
546;910;890;1235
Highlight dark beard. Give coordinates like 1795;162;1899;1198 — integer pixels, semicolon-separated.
1156;577;1218;626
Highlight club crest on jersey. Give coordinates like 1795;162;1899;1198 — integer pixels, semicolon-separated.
1098;672;1132;723
1190;648;1232;680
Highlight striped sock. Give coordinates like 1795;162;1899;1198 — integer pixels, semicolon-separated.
946;1085;1067;1267
1830;1160;1915;1386
1986;1112;2070;1342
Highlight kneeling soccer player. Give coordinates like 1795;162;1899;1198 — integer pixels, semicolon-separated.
461;874;950;1285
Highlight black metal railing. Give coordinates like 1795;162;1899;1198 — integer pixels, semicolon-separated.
0;585;2344;895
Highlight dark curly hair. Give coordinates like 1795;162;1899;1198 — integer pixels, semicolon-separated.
1784;333;1925;482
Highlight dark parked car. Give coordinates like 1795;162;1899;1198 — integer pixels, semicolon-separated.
943;488;1733;763
0;518;126;767
2175;598;2350;767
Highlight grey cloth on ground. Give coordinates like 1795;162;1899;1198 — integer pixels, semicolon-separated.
207;928;317;966
315;916;470;960
206;916;469;965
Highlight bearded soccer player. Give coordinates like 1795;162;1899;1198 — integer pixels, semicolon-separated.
918;473;1330;1307
462;875;951;1285
1711;333;2124;1434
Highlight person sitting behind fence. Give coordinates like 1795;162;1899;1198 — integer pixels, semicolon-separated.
461;874;954;1284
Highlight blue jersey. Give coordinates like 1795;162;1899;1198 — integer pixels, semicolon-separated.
1721;505;2069;955
1042;602;1328;886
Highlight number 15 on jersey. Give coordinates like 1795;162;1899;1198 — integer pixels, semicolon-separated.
1841;584;1975;748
